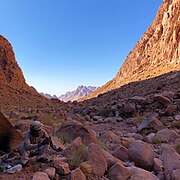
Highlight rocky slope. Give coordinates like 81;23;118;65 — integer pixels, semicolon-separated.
59;86;97;102
82;0;180;101
0;35;33;91
0;35;69;114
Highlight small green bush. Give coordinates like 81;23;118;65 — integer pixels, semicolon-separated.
68;144;88;170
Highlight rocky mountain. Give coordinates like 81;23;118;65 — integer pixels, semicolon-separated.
82;0;180;101
40;93;59;100
59;86;97;102
0;35;33;91
0;35;67;111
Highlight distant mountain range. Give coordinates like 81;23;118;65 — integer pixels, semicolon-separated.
40;86;98;102
40;93;59;100
59;86;98;102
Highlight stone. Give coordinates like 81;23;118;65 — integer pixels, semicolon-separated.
50;137;66;151
102;149;123;169
99;131;119;142
175;114;180;121
130;166;159;180
80;161;92;175
153;158;163;173
57;120;97;144
112;146;129;161
154;94;172;106
138;115;163;132
62;137;83;157
52;160;70;175
128;140;155;170
32;172;50;180
107;162;132;180
88;143;107;177
155;128;179;142
69;167;86;180
146;133;156;143
165;104;176;115
124;102;136;114
162;145;180;180
121;137;136;148
44;167;56;179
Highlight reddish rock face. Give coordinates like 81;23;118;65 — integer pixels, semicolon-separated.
0;35;29;89
0;35;54;110
0;111;22;152
82;0;180;100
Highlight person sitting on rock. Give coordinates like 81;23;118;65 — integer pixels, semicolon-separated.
19;120;50;166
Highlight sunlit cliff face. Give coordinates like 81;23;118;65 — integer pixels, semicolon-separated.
81;0;180;101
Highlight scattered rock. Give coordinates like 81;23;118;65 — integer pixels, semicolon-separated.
162;145;180;180
155;128;179;142
130;166;159;180
44;167;56;179
62;137;83;157
68;167;86;180
88;143;107;177
112;146;129;161
57;120;97;144
128;140;155;170
107;162;132;180
32;172;50;180
102;149;123;169
154;94;172;106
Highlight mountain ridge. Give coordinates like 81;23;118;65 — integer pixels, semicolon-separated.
81;0;180;101
59;85;98;102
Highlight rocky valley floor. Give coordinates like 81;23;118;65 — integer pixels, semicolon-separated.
0;71;180;180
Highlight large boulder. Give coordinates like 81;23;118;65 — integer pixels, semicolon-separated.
138;115;163;132
162;145;180;180
155;128;179;142
102;149;123;169
88;143;107;178
130;166;159;180
56;120;97;144
128;140;155;170
0;111;22;152
107;162;132;180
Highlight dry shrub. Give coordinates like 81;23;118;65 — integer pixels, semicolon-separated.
174;142;180;154
68;144;88;170
171;121;180;129
96;138;106;149
152;135;162;144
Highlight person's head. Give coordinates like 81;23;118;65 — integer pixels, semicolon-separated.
30;121;43;137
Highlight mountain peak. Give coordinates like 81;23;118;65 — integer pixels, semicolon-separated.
59;85;98;102
0;35;35;92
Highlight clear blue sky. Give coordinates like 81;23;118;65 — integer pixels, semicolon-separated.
0;0;162;96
